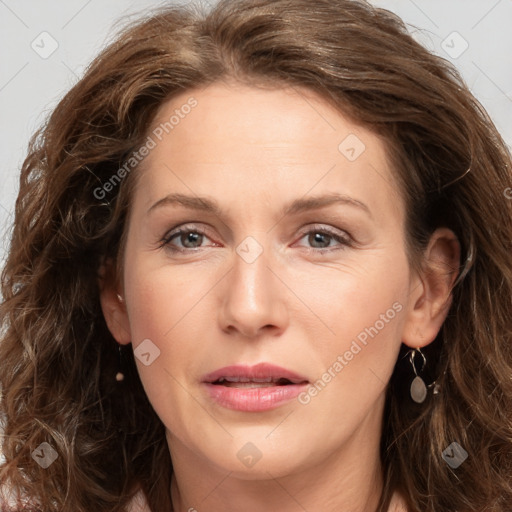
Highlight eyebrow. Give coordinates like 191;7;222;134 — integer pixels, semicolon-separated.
146;192;372;219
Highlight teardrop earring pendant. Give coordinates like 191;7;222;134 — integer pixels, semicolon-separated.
409;348;427;403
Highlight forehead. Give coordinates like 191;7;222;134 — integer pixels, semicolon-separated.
149;80;373;156
131;81;404;223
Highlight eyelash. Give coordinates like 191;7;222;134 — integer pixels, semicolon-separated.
159;224;353;254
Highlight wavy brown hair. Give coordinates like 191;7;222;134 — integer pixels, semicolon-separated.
1;0;511;511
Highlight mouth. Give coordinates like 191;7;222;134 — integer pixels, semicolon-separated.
203;363;309;387
202;363;309;412
211;376;302;388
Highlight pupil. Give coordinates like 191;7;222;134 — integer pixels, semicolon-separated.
309;232;329;248
183;232;201;248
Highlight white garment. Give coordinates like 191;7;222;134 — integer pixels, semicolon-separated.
126;489;151;512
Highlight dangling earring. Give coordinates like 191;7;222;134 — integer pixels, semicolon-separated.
115;344;125;382
408;347;442;403
409;348;428;403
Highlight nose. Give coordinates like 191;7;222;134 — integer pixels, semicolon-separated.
218;241;289;339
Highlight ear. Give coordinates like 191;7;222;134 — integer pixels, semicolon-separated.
97;257;132;345
402;228;460;349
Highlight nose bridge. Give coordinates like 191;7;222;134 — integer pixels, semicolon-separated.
232;235;273;314
220;234;287;337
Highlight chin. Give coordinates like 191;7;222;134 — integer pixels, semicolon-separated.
194;435;313;480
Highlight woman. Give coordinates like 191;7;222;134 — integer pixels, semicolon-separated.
1;0;511;511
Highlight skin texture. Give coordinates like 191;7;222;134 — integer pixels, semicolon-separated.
100;81;460;512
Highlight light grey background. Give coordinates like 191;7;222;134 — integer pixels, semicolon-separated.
0;0;511;269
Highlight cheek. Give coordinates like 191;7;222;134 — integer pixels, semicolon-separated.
291;247;408;340
291;251;408;407
124;251;209;341
122;261;210;430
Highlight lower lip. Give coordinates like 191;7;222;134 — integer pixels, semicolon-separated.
203;383;308;412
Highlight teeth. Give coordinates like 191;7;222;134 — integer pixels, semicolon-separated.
216;376;276;383
222;382;277;388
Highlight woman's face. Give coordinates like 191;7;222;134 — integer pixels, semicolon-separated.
102;81;447;479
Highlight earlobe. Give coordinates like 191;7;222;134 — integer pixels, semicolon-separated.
97;259;132;345
402;228;460;349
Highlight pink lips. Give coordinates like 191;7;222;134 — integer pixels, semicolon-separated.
202;363;309;412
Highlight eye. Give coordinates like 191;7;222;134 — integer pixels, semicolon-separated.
160;226;214;252
295;226;352;251
159;224;352;254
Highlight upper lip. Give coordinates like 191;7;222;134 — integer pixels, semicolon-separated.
202;363;309;384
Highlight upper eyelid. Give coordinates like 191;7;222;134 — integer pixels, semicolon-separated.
297;223;348;235
163;222;348;237
164;223;214;240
